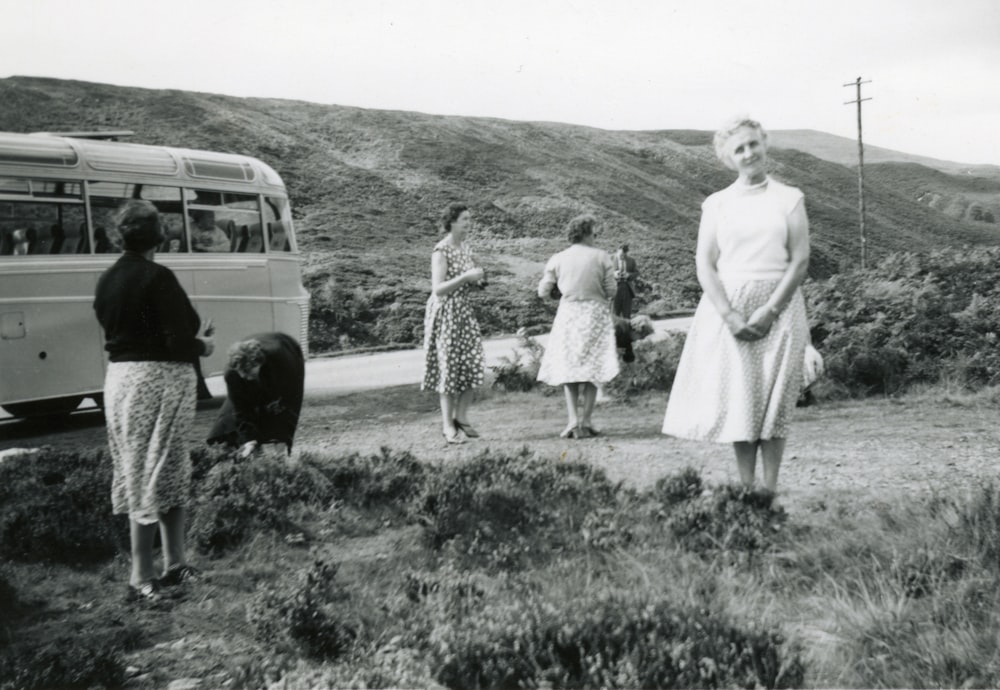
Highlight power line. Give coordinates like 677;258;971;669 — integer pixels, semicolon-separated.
844;76;872;269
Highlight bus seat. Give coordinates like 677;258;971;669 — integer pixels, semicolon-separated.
246;225;263;252
26;228;47;255
0;230;13;255
49;224;65;254
231;224;249;252
76;223;91;253
268;221;287;251
94;226;111;254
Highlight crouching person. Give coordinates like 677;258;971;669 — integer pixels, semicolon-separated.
207;332;305;457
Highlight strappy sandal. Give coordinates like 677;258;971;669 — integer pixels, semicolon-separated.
126;579;163;604
442;428;465;445
583;426;602;437
158;564;201;587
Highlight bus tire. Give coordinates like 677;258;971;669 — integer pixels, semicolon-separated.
2;396;84;418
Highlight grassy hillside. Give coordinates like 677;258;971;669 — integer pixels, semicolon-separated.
2;76;998;351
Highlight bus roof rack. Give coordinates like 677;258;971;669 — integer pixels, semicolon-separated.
30;130;135;141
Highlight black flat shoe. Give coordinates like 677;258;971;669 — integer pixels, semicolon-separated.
158;564;201;587
454;420;480;438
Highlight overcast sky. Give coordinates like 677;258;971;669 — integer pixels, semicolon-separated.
3;0;999;165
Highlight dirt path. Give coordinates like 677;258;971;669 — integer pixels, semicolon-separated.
4;386;999;509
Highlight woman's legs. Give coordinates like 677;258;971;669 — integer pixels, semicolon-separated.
159;506;187;573
733;441;759;487
562;383;581;434
579;382;598;430
455;388;475;425
439;392;458;435
129;519;159;587
760;438;785;492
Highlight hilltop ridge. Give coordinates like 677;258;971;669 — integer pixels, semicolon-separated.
1;75;997;350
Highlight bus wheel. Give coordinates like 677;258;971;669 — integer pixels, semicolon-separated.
2;396;85;418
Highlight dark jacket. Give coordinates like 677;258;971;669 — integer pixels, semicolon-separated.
207;332;305;451
93;252;205;363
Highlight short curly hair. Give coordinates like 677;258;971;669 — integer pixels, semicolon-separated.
227;338;266;378
115;199;162;252
713;116;768;170
566;214;597;244
440;203;469;233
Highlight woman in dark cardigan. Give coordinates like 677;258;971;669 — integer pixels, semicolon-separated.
93;199;215;603
207;332;305;456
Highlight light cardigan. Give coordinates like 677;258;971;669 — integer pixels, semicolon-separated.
538;244;617;303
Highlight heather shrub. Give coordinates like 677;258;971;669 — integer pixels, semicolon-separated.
247;557;358;661
665;484;785;558
604;331;686;398
413;448;622;569
189;453;333;555
0;447;127;564
431;591;805;689
807;246;1000;395
649;466;704;509
489;332;544;392
316;447;427;510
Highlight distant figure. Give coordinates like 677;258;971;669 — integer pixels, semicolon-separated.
189;209;229;252
207;332;306;457
612;243;639;319
421;203;486;444
537;213;619;439
93;199;215;603
662;116;810;497
612;243;640;362
11;228;30;255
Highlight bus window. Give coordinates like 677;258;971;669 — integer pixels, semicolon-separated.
263;196;293;252
0;179;86;257
187;190;262;253
88;182;184;254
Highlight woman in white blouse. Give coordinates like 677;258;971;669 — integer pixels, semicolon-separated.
662;116;810;496
537;214;619;439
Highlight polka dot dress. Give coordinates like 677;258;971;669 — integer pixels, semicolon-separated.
662;279;808;443
422;241;485;395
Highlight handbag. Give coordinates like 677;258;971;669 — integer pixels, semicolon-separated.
803;344;824;387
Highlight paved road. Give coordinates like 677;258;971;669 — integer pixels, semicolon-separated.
1;316;692;421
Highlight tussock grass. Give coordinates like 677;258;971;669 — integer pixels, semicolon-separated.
6;443;1000;688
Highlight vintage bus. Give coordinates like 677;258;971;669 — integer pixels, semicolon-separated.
0;131;309;417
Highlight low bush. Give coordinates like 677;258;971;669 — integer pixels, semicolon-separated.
807;246;1000;395
604;331;686;398
413;449;622;570
0;447;126;564
665;484;785;558
316;447;427;510
431;591;805;689
189;453;333;555
489;332;544;392
247;557;358;661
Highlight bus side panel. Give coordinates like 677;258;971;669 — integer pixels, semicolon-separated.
0;295;106;406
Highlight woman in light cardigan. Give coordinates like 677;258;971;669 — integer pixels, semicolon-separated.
537;214;619;439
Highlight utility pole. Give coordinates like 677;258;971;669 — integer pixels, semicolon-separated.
844;77;872;269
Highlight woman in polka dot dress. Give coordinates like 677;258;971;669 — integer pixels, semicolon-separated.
422;203;486;444
662;116;810;495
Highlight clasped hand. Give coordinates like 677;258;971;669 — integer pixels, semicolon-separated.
463;267;485;284
723;307;774;341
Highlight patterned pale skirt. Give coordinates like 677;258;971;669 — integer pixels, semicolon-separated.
105;361;197;524
422;293;485;395
537;299;620;386
662;280;808;443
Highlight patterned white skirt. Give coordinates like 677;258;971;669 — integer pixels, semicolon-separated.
537;299;619;386
105;361;197;523
662;280;808;443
